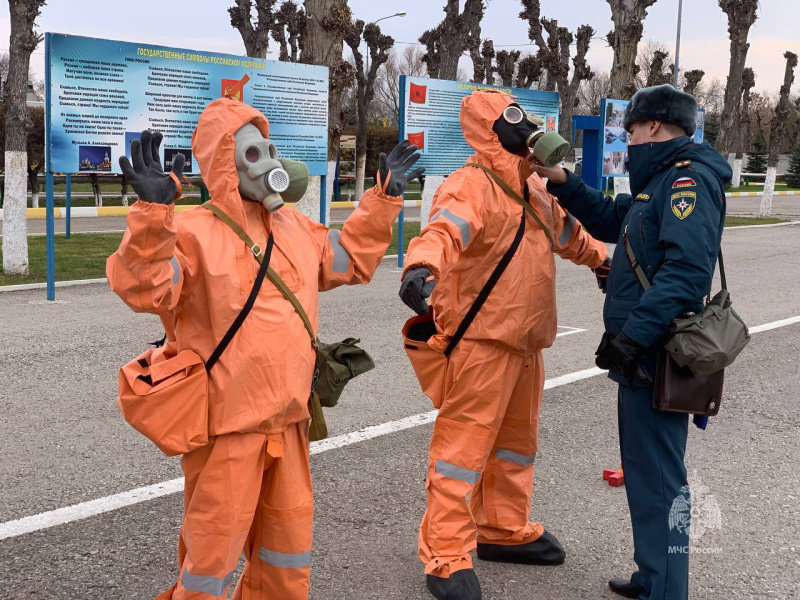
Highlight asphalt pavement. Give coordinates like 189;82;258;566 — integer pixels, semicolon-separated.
0;224;798;599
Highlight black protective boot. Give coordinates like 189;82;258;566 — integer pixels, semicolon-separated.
476;529;565;566
608;577;645;599
425;568;482;600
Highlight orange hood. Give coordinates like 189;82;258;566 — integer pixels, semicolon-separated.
460;89;525;194
192;98;270;226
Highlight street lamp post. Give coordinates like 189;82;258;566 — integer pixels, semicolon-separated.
365;11;406;76
673;0;683;88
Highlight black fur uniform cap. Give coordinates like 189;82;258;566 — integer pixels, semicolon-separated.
623;84;698;136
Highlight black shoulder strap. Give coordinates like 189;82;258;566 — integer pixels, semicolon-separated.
206;233;274;372
444;213;526;356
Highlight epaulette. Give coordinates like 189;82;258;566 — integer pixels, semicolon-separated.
675;159;691;168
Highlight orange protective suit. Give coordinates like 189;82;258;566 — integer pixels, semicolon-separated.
107;98;403;599
404;90;607;578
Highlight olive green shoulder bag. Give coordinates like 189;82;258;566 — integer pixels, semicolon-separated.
204;202;375;441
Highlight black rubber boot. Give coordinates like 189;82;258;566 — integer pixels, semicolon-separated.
608;577;645;599
425;568;482;600
476;529;565;566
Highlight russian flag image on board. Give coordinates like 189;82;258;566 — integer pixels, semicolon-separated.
408;131;425;150
410;83;427;104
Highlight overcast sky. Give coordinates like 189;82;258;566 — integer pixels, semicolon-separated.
1;0;797;96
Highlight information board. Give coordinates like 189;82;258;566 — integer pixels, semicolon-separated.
46;33;329;175
398;76;560;177
599;97;706;178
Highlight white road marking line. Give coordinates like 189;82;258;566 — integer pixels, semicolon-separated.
556;326;586;338
1;314;798;541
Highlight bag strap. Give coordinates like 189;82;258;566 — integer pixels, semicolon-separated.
464;162;554;248
444;212;525;356
205;232;274;372
203;202;318;351
624;225;726;292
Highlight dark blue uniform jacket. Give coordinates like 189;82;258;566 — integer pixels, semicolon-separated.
549;137;733;384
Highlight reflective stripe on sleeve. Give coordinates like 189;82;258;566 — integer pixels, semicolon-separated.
327;229;352;274
435;459;481;485
495;448;536;466
558;213;577;246
260;547;312;569
169;256;181;285
181;568;235;596
431;208;471;246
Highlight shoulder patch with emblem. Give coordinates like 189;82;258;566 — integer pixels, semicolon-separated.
672;177;696;189
671;191;697;220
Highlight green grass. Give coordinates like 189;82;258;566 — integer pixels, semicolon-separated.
724;215;788;227
0;233;123;287
0;222;424;286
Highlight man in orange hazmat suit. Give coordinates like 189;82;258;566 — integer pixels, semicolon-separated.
399;89;609;600
107;97;423;599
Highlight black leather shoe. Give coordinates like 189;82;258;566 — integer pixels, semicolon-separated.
426;568;482;600
608;577;645;599
476;529;565;566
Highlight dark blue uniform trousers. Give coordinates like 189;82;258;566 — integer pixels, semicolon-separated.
618;383;689;600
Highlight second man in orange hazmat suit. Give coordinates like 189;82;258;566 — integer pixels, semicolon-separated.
400;89;608;600
108;98;423;599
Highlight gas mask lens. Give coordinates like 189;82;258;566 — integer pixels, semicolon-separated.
502;105;525;125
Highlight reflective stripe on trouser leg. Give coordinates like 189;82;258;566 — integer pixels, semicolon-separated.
473;351;545;545
233;422;313;600
167;433;268;600
418;340;526;576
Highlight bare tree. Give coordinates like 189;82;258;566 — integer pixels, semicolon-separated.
3;0;45;276
495;50;521;87
481;40;496;84
683;69;705;96
303;0;355;163
730;67;754;187
606;0;658;99
229;0;276;58
519;0;562;91
761;52;797;216
344;20;393;201
25;105;44;208
578;71;611;115
419;0;485;81
636;41;671;88
716;0;759;155
271;1;306;62
374;46;426;124
515;53;544;89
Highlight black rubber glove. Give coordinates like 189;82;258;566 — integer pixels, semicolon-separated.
378;140;425;197
399;267;436;315
608;332;653;384
119;130;185;205
593;258;611;293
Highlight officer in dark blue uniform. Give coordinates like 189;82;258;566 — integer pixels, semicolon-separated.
531;84;733;600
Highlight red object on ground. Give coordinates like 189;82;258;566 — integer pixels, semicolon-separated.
603;468;625;486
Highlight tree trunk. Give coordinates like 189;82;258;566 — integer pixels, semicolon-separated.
27;165;40;208
760;51;797;217
731;67;755;188
121;175;130;207
90;174;103;207
606;0;657;100
716;0;758;156
421;0;484;82
2;0;45;275
683;69;705;96
228;0;275;58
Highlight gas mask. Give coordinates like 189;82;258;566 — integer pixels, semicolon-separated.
234;122;310;212
492;104;570;167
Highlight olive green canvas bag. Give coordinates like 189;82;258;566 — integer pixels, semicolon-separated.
624;232;750;376
204;202;375;440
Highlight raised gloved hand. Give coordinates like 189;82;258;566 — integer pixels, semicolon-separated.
119;130;185;205
608;332;652;384
399;267;436;315
593;258;611;293
378;140;425;197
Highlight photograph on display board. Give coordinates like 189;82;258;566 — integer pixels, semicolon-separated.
78;146;112;172
164;148;193;173
601;99;631;178
603;150;628;176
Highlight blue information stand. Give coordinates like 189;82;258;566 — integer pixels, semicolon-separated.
396;78;407;269
44;33;55;300
572;115;602;190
